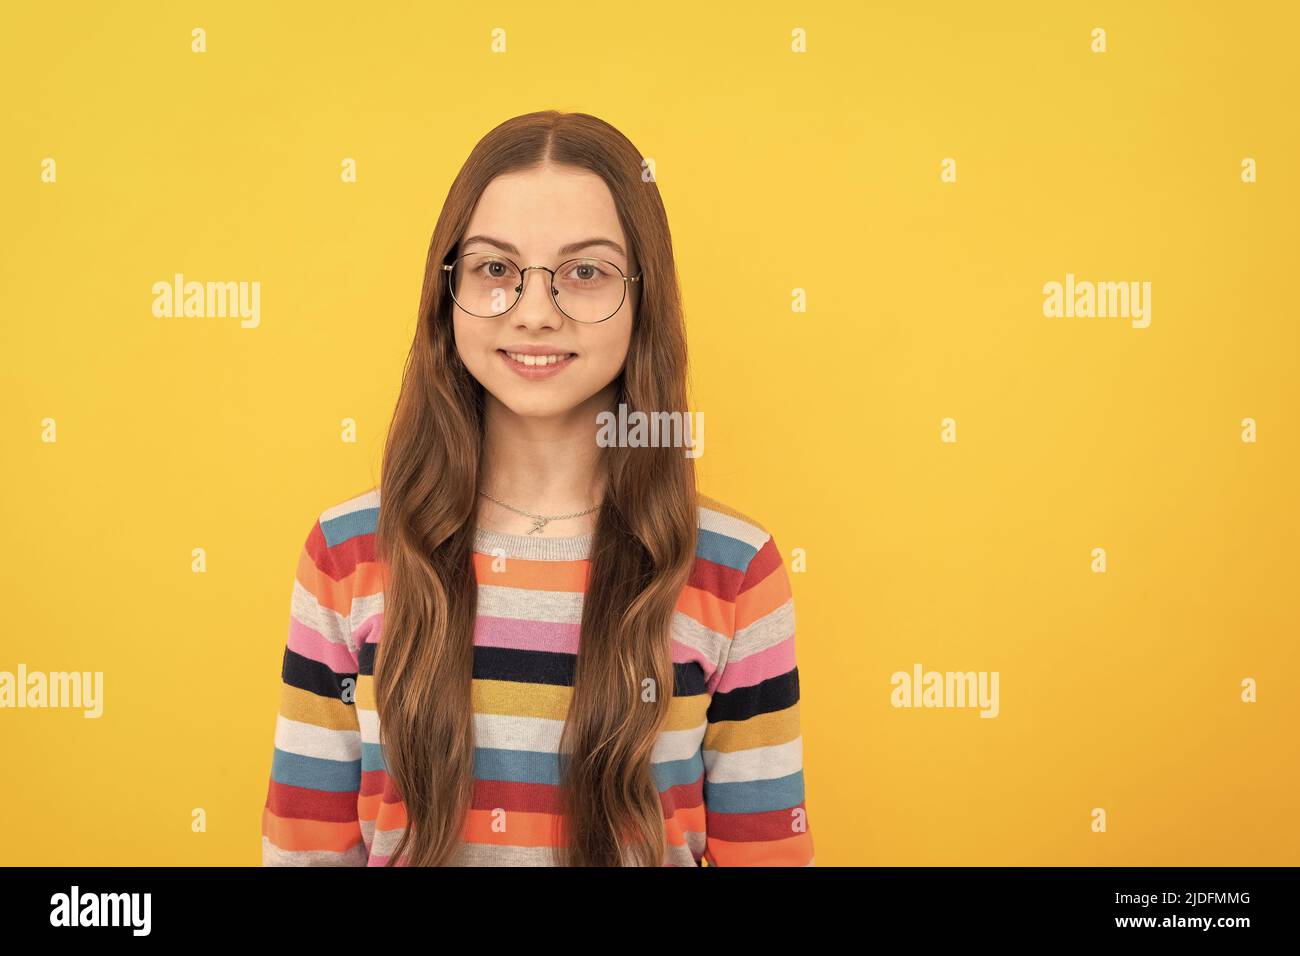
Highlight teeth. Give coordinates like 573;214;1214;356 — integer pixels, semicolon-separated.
506;352;571;366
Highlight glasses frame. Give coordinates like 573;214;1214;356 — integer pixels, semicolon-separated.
442;251;642;325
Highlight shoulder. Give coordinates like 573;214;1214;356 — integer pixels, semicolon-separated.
317;486;380;545
696;493;781;584
695;495;793;647
306;486;380;580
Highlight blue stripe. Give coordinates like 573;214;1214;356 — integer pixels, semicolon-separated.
651;751;705;792
703;770;805;814
361;741;386;774
320;506;379;548
473;747;563;785
470;747;707;792
271;748;362;793
696;527;758;572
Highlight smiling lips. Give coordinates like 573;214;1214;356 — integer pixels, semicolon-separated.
497;347;578;379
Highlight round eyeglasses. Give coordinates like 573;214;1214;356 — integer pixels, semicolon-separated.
442;252;641;324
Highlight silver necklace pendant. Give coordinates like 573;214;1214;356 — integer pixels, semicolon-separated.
477;489;597;536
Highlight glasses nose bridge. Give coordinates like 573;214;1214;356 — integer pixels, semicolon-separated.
514;262;559;313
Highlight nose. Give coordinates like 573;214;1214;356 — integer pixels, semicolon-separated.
513;266;564;330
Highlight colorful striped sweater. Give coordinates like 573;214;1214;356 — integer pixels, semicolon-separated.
261;487;813;866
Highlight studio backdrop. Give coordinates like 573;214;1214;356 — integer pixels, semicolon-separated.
1;0;1296;865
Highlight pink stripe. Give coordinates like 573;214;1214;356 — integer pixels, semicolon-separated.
354;611;382;646
672;639;720;681
287;616;358;673
474;615;578;654
714;633;797;694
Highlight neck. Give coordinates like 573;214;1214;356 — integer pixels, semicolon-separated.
476;385;615;536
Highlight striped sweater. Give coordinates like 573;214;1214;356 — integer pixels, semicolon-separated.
261;487;813;866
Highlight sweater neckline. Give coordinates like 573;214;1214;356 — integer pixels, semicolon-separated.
473;525;593;561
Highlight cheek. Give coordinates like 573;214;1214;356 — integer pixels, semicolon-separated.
572;337;627;390
452;316;490;366
586;317;632;372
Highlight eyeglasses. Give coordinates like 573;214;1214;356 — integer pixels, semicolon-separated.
442;251;641;325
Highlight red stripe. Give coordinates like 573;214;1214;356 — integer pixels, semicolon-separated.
472;777;564;814
738;535;781;594
688;555;744;601
266;779;359;823
705;801;809;842
304;521;378;581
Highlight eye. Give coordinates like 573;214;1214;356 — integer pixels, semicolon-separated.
563;260;612;284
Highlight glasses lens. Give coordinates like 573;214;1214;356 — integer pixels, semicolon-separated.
450;253;521;316
553;258;626;323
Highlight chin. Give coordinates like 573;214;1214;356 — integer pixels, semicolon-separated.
494;388;581;420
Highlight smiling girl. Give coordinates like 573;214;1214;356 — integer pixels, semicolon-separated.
260;110;813;866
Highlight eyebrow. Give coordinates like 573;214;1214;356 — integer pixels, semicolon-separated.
460;234;628;261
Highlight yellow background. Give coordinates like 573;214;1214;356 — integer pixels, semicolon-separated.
1;0;1296;865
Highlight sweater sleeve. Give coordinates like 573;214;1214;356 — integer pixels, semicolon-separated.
701;533;814;866
260;513;368;866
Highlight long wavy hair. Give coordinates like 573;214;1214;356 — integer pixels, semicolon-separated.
373;111;697;866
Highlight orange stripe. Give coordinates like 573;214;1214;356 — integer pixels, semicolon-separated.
296;547;351;618
704;831;813;866
734;559;791;631
665;802;706;840
461;807;562;847
352;559;385;601
676;583;734;637
357;789;382;824
262;807;362;853
472;552;589;591
375;797;408;831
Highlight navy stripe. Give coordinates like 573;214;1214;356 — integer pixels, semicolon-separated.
282;647;357;703
706;668;799;723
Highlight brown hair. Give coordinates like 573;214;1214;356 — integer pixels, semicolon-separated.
373;111;698;866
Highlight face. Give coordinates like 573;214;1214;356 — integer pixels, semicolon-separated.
450;163;636;420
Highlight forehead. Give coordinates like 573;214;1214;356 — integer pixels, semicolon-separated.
463;165;626;257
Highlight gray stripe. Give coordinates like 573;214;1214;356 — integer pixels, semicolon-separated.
262;836;367;867
474;527;593;561
729;598;795;665
454;842;562;866
476;583;584;623
670;610;730;678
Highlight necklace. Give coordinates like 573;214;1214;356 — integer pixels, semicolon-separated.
478;489;600;535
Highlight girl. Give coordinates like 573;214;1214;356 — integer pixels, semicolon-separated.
261;110;813;866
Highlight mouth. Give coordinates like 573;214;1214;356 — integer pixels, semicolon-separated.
496;349;578;379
